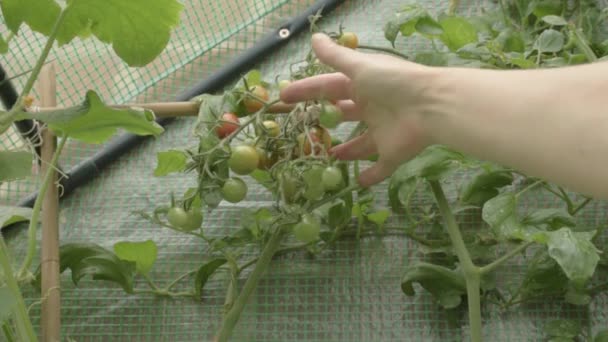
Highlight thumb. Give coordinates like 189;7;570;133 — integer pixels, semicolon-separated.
311;33;365;77
357;159;396;188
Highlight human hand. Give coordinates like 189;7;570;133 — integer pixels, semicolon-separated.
280;33;444;187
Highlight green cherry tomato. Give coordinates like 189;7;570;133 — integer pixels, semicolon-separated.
167;207;203;232
322;166;344;191
319;104;343;129
293;214;321;243
229;145;259;175
302;166;325;200
280;172;299;203
221;177;248;203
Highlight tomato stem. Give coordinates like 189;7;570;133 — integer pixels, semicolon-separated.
17;136;68;280
429;180;482;342
479;241;533;275
0;236;38;342
357;44;410;60
214;227;285;342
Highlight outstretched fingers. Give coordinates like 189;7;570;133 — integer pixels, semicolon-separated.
280;73;352;104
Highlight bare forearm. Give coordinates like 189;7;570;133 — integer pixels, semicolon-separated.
426;62;608;199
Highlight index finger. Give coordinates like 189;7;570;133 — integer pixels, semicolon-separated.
311;33;366;78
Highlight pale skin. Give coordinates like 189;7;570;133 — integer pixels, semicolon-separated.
280;33;608;200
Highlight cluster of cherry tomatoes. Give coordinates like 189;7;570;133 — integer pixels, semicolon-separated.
165;32;359;240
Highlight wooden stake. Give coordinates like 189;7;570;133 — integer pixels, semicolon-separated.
38;62;61;342
36;101;295;118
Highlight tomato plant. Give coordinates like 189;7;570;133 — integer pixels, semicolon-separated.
296;126;332;156
319;103;343;129
322;166;344;191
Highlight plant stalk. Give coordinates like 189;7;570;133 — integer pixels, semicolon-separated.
429;180;482;342
479;242;533;275
18;137;67;279
357;44;410;60
214;228;285;342
0;236;38;342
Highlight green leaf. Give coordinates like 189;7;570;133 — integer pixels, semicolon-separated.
367;210;390;230
17;91;164;144
459;168;513;206
414;52;448;66
482;192;516;229
249;169;274;192
328;201;351;228
495;29;525;53
595;330;608;342
401;262;466;309
58;0;184;66
532;0;563;18
542;15;568;26
383;5;427;46
194;94;224;134
544;228;600;283
535;29;565;53
0;35;8;54
519;251;569;301
388;177;418;212
439;16;478;52
194;258;227;298
564;283;591;306
154;150;188;177
0;205;33;229
34;243;136;293
391;145;463;183
1;0;61;35
0;151;32;182
522;208;575;230
544;320;581;338
0;286;16;320
113;240;158;276
415;16;443;36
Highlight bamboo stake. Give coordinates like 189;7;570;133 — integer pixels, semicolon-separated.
38;62;61;342
36;101;295;118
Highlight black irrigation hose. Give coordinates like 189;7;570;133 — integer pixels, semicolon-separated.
1;0;344;231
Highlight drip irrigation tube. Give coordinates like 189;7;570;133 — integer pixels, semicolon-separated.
1;0;344;231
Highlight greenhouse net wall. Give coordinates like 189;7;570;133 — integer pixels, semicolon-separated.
1;0;607;341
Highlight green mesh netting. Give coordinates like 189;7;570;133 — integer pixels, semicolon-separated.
1;0;607;341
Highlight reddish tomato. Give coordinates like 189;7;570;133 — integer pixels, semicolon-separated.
296;126;332;156
216;112;240;139
244;85;270;113
229;145;260;175
338;32;358;49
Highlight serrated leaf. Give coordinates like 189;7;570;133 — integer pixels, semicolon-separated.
439;16;478;52
415;16;443;36
535;29;565;53
154;150;188;177
401;262;466;309
542;15;568;26
0;205;33;229
57;0;184;66
194;258;227;298
522;208;575;230
459;169;513;206
391;145;463;184
544;320;581;338
482;192;516;228
0;151;32;182
17;91;164;144
0;286;16;320
383;5;427;46
33;243;136;293
1;0;61;36
113;240;158;276
544;228;600;283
